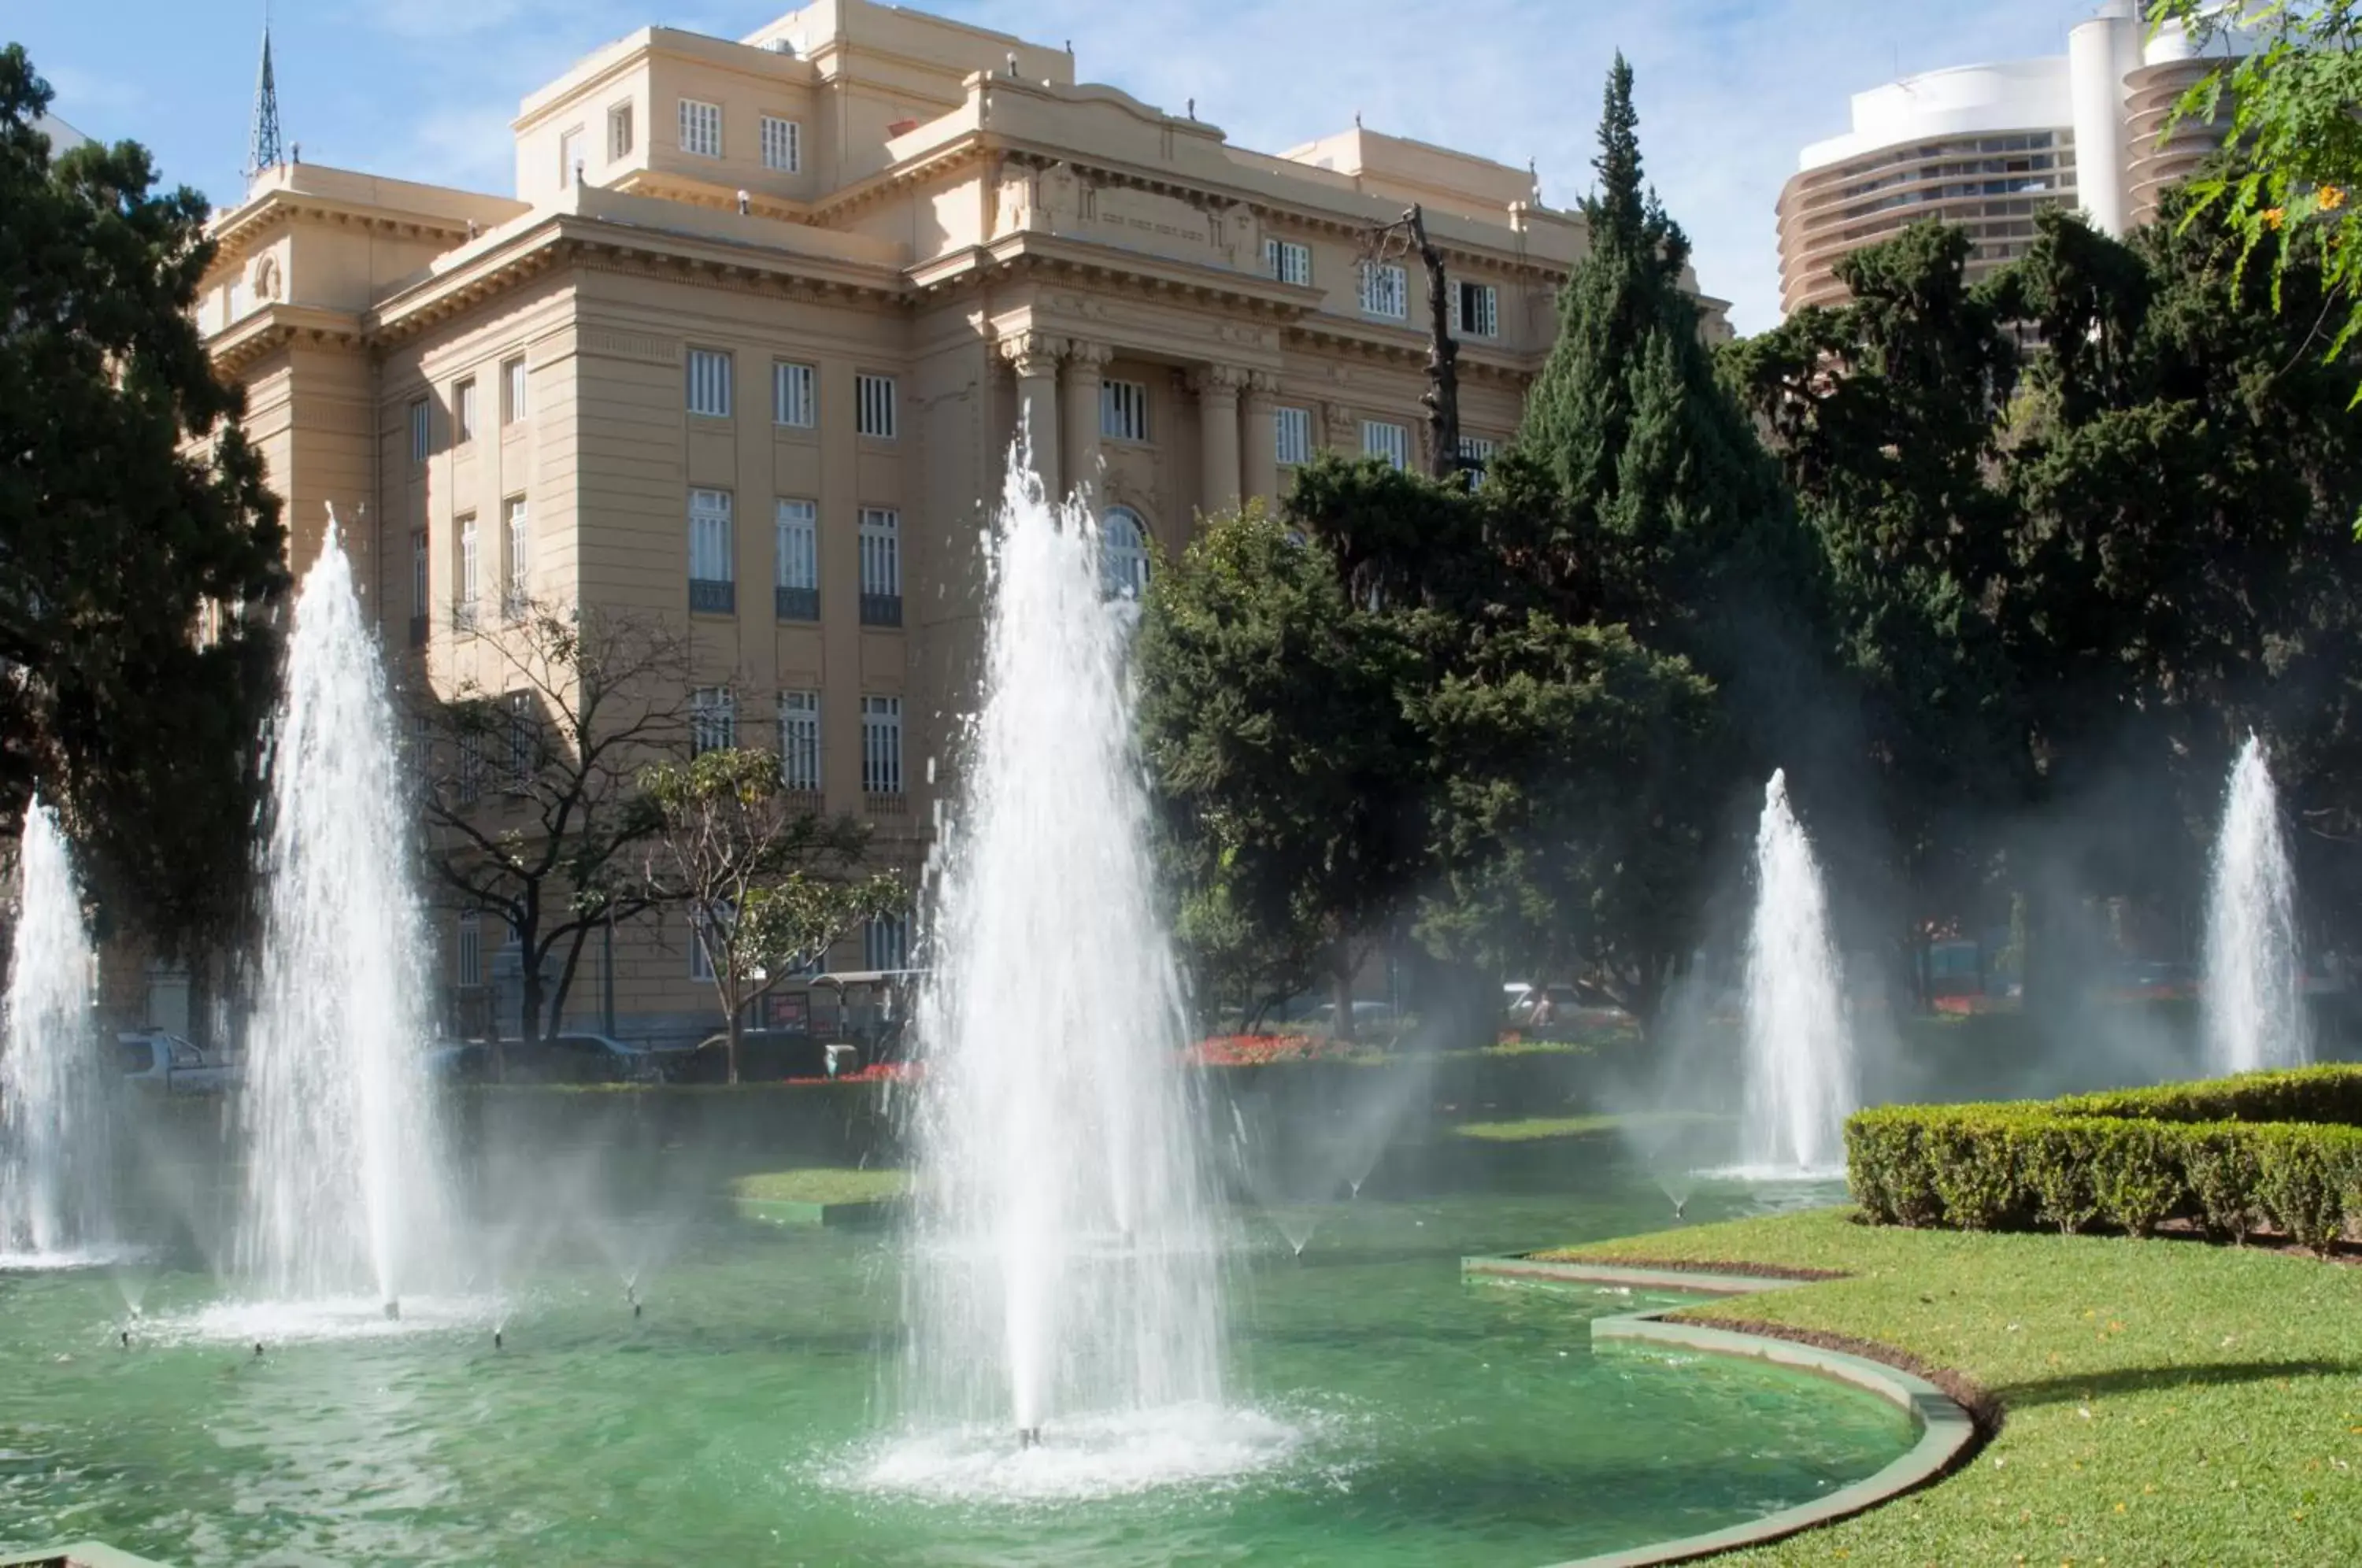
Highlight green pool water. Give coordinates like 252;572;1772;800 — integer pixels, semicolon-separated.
0;1176;1908;1567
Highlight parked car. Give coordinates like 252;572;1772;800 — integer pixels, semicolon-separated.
422;1040;490;1083
116;1031;236;1095
499;1032;683;1085
1503;980;1633;1034
676;1028;844;1084
1312;999;1398;1031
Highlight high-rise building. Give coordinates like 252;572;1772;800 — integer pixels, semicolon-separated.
1776;2;2243;316
193;0;1730;1041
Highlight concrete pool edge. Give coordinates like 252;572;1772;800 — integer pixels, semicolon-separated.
1462;1256;1979;1568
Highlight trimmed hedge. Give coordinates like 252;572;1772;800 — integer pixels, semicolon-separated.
1849;1067;2362;1255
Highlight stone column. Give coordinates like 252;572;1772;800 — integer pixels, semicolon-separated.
1193;364;1246;518
1061;340;1110;512
999;334;1062;493
1241;370;1280;514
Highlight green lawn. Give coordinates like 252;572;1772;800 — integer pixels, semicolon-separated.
727;1167;909;1206
1452;1110;1726;1143
1539;1207;2362;1564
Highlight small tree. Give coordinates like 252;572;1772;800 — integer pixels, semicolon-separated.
637;748;902;1083
414;600;687;1056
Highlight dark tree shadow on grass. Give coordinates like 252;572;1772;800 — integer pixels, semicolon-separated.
1990;1358;2362;1410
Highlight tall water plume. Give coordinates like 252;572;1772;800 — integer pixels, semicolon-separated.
1738;770;1857;1174
236;523;446;1303
0;797;108;1259
2205;734;2310;1074
903;461;1224;1441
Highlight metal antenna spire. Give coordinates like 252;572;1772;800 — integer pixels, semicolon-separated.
246;5;284;185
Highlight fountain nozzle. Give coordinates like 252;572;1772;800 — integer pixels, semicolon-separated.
1672;1197;1687;1221
253;1342;265;1359
118;1328;131;1349
632;1300;643;1319
383;1298;401;1322
1017;1426;1042;1450
493;1329;504;1351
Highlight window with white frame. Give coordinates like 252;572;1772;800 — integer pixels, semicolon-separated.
411;530;429;617
858;508;900;597
855;372;897;438
458;727;485;804
558;127;583;189
1101;507;1151;599
1100;379;1150;442
679;98;722;158
457;513;479;626
864;911;909;971
409;397;431;463
689;488;734;610
1457;435;1498;480
503;497;530;615
1362;419;1409;469
505;690;536;782
1264;236;1312;286
1359;261;1409;320
760;114;801;172
1275;405;1312;466
776;498;818;619
861;696;902;795
606;102;634;161
503;357;528;423
687;348;732;418
454;379;478;443
688;901;731;982
1454;279;1498;338
779;690;821;793
772;360;815;427
457;911;483;986
690;686;735;756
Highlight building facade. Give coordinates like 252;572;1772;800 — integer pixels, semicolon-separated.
1776;2;2242;316
194;0;1728;1044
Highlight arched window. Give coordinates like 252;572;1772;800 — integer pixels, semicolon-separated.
1101;507;1151;599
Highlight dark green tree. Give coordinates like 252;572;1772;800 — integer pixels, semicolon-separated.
1;47;287;961
1135;500;1426;1033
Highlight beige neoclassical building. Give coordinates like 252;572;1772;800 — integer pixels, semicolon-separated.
194;0;1728;1041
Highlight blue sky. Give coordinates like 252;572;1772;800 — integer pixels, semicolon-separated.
17;1;2098;333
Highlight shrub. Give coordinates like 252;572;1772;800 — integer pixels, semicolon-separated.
2253;1126;2362;1257
1848;1110;1942;1227
2182;1126;2264;1244
2017;1117;2102;1235
2090;1122;2186;1238
1924;1114;2027;1230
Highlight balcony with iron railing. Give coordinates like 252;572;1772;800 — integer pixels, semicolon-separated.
775;585;820;623
689;578;736;615
859;592;901;627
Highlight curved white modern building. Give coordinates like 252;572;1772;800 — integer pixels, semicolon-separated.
1777;2;2243;316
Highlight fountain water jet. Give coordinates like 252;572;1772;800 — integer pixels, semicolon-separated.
0;797;109;1262
897;458;1235;1474
2204;734;2310;1074
235;521;449;1307
1736;771;1856;1175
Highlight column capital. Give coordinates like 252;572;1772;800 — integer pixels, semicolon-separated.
1189;363;1249;398
1243;368;1281;401
998;331;1064;375
1063;338;1113;371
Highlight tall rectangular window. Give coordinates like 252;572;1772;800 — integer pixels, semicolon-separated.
689;488;735;612
779;690;821;793
1457;435;1498;481
502;357;528;423
1454;279;1498;338
457;912;483;985
690;686;735;756
1275;405;1312;466
456;513;479;629
606;102;634;161
505;691;537;782
760;115;801;172
864;912;909;971
410;529;429;616
454;379;478;444
687;348;733;418
856;372;897;438
861;696;902;795
858;507;900;626
679;98;722;158
773;360;816;427
1359;261;1409;320
409;397;431;463
1100;379;1150;442
1263;236;1312;286
1361;419;1409;470
775;498;818;620
558;126;583;189
504;496;530;616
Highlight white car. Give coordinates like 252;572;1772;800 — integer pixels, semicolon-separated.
116;1031;238;1095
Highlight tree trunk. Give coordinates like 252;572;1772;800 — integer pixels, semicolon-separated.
725;994;743;1086
546;923;594;1041
1331;954;1357;1043
1407;205;1461;483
